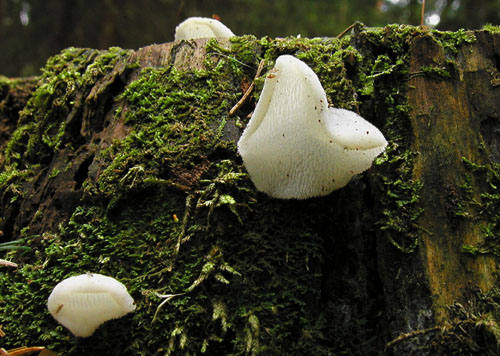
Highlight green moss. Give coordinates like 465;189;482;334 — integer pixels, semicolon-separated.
432;28;476;55
1;184;328;354
1;24;488;354
0;75;12;98
483;24;500;33
458;157;500;257
0;75;34;95
377;151;424;254
88;62;241;205
419;65;452;78
462;244;488;256
5;47;132;170
386;296;500;355
353;25;424;254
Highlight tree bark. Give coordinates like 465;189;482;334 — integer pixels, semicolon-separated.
1;26;500;355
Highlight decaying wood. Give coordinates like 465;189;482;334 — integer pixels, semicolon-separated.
2;28;500;355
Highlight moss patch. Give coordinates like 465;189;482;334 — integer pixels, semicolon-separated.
2;25;499;355
460;158;500;257
0;25;409;355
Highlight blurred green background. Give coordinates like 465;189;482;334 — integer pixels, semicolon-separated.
1;0;499;77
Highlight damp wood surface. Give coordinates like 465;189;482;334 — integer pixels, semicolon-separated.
1;24;500;355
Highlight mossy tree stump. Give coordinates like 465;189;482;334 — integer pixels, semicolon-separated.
1;24;500;355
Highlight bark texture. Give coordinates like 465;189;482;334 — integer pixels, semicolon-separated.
1;25;500;355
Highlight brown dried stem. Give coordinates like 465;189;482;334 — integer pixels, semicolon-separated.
229;59;266;116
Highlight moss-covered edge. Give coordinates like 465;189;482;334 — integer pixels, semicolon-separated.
1;24;499;355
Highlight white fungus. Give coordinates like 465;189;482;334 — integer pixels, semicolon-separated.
174;17;235;41
237;55;388;199
47;273;136;337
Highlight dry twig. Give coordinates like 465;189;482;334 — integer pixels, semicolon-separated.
421;0;426;26
0;260;17;268
0;346;45;356
337;23;357;39
229;59;266;116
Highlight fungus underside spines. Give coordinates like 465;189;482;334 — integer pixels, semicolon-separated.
238;54;387;199
238;67;279;138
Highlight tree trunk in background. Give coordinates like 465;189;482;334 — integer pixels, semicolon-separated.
378;29;500;354
1;26;500;355
408;33;499;320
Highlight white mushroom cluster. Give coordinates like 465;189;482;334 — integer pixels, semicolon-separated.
47;273;136;337
175;17;235;41
237;55;387;199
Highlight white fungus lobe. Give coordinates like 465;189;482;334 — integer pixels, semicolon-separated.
237;55;388;199
47;273;136;337
174;17;235;41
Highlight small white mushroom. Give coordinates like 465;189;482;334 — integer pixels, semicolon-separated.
175;17;235;41
237;55;387;199
47;273;136;337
